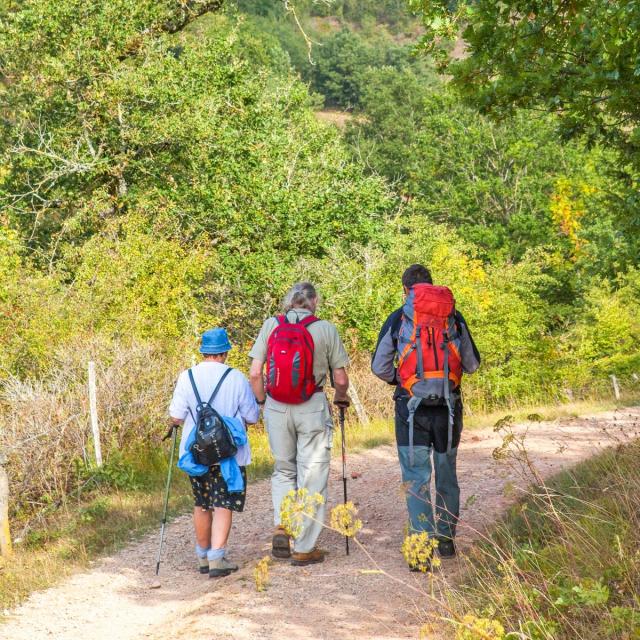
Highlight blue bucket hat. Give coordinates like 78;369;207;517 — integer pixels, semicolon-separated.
199;328;232;355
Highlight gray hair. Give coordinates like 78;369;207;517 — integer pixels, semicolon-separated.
282;282;318;312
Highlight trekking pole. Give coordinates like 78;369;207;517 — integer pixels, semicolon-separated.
155;423;179;576
339;406;349;556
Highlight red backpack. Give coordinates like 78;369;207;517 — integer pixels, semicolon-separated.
266;315;320;404
396;283;463;457
397;284;463;397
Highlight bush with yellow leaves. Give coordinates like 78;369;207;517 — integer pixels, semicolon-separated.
330;502;363;538
401;532;440;572
279;488;325;538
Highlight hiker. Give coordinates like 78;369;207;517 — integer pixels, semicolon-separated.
249;282;350;566
371;264;480;568
169;328;259;578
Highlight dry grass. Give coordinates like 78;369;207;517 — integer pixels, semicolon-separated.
464;394;640;430
0;480;192;611
422;421;640;639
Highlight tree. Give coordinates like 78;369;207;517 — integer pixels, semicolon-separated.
348;67;624;267
0;0;392;260
410;1;640;166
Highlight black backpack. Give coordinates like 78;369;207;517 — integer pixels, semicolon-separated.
187;367;237;466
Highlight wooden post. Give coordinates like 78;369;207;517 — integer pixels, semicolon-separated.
0;453;12;557
460;388;473;416
88;361;103;467
610;374;621;401
349;381;369;425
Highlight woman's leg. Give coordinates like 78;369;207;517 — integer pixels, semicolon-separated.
193;507;213;548
211;507;233;549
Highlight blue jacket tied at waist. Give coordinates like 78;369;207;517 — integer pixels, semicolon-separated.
177;416;248;493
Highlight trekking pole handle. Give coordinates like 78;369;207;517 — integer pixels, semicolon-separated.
162;422;179;442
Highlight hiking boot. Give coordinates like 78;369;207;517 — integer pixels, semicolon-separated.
437;537;456;558
272;525;291;559
291;548;325;567
208;557;239;578
198;556;209;575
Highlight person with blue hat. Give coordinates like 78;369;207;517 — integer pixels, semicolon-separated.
168;328;259;578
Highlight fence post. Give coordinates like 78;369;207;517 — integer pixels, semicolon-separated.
349;381;369;425
610;374;621;401
0;453;12;557
88;360;103;467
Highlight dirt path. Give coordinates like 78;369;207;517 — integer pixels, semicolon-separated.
3;408;639;640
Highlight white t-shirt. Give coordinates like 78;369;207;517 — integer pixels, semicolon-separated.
169;361;259;466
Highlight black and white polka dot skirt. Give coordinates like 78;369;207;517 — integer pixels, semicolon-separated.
189;465;247;512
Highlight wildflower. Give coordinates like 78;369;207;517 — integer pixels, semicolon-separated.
455;614;505;640
254;555;271;592
330;502;362;537
401;532;440;572
279;488;325;539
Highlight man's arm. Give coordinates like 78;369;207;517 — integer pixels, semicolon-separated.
249;358;266;404
456;311;481;374
326;323;350;407
371;309;402;384
332;367;349;406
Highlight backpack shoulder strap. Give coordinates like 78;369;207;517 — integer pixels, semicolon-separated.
187;368;203;407
207;367;233;406
276;314;287;325
299;315;319;328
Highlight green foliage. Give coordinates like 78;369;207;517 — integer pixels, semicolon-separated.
1;1;390;258
348;69;637;271
565;269;640;385
411;1;640;168
232;1;429;109
309;28;429;109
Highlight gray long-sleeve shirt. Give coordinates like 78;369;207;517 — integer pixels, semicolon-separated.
371;307;480;397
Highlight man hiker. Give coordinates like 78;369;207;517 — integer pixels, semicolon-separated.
249;282;350;566
371;264;480;569
169;328;259;578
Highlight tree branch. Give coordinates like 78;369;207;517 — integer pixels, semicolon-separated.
120;0;225;59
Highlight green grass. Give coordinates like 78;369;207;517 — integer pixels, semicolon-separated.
440;437;640;639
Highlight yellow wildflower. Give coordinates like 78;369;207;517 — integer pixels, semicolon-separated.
254;555;271;592
401;532;440;572
279;488;325;539
330;502;363;537
455;614;505;640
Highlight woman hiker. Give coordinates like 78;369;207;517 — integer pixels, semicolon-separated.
169;328;259;578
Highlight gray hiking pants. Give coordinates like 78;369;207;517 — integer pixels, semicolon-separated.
264;392;333;553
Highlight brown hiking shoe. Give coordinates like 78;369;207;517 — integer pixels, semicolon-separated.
272;526;291;559
291;548;325;567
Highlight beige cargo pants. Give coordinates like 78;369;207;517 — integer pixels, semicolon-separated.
264;392;334;553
